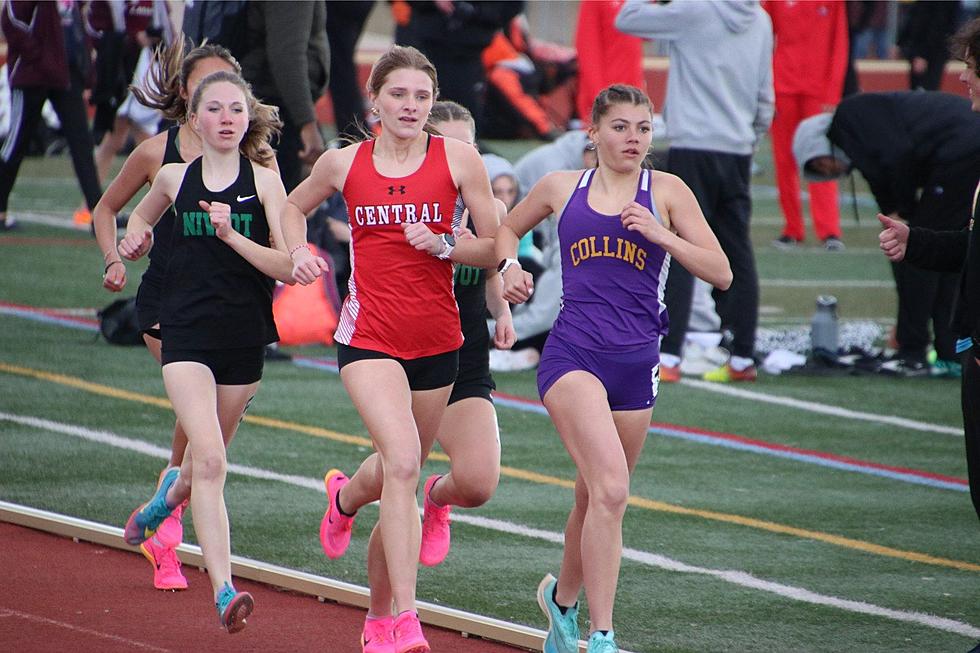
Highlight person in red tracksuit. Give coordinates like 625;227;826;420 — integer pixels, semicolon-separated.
574;0;644;128
765;0;848;251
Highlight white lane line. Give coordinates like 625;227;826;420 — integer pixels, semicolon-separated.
2;411;977;640
0;607;170;652
0;304;960;439
678;379;963;436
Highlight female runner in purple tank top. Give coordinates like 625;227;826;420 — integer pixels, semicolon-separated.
495;85;732;653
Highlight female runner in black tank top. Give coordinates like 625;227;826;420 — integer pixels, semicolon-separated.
116;70;292;634
93;39;278;593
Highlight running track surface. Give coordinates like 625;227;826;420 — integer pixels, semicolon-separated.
0;522;526;653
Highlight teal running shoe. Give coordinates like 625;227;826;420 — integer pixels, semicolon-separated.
587;630;619;653
931;359;963;379
536;573;579;653
215;582;254;634
124;467;179;545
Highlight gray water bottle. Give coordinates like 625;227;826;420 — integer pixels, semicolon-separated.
811;295;839;354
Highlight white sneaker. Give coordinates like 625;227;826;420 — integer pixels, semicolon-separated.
680;342;730;375
489;347;540;372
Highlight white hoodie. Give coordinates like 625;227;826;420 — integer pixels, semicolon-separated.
616;0;774;155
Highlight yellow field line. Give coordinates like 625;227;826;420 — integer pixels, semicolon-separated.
3;360;978;573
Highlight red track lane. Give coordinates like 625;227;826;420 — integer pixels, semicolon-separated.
0;522;527;652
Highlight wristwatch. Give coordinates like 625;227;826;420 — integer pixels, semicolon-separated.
497;257;519;274
436;233;456;260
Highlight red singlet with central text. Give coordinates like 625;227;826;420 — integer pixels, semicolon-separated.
335;135;463;359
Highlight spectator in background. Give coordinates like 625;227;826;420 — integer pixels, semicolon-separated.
239;0;329;192
849;0;891;60
404;1;523;133
481;14;576;141
0;0;103;232
616;0;774;383
794;91;980;377
765;0;848;251
897;0;960;91
89;0;174;223
488;130;596;372
86;0;151;144
574;0;644;128
325;1;375;143
484;152;542;277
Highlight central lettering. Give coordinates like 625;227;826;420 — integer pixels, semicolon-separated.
352;202;444;226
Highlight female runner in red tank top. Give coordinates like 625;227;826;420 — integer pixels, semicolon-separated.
281;46;499;653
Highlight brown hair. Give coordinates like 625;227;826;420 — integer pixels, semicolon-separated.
425;100;475;138
366;45;439;99
189;71;282;166
591;84;653;126
950;17;980;76
131;34;241;123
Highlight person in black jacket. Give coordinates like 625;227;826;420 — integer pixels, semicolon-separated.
793;91;980;376
238;0;329;192
878;18;980;531
897;0;961;91
402;1;523;133
0;0;102;230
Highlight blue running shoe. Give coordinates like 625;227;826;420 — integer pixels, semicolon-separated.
124;467;179;545
536;573;579;653
215;582;254;634
587;630;619;653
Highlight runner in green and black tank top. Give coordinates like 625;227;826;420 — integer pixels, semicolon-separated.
162;154;278;352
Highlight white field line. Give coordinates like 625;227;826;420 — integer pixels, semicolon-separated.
0;305;958;439
0;607;170;652
7;210;77;229
678;379;962;437
2;410;977;641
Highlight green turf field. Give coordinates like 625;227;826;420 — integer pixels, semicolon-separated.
0;143;976;653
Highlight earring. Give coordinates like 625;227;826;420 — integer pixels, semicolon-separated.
370;107;379;115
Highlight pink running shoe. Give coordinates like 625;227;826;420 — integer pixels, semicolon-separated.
139;536;188;591
361;615;396;653
393;611;429;653
155;500;186;549
419;474;451;567
319;469;354;559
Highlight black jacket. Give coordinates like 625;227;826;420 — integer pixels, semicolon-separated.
240;0;329;127
829;92;980;220
906;193;980;342
408;1;523;56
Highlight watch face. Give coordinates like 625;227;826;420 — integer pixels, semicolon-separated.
445;234;456;247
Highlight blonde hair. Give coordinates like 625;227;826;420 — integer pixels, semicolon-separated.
189;71;282;166
131;34;241;124
425;100;475;139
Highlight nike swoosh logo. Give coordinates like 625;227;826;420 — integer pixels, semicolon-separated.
237;194;255;202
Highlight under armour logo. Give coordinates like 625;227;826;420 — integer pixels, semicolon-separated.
387;185;406;195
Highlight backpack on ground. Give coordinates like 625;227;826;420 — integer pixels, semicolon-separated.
98;297;143;346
